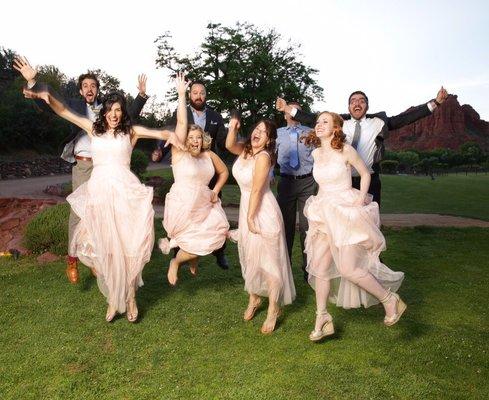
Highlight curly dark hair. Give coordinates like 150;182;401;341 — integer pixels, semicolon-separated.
243;119;277;165
92;92;133;136
78;73;100;90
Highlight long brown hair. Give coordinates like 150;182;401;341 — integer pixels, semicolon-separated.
300;111;346;150
243;119;277;164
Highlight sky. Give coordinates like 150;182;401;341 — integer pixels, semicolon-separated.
2;0;488;119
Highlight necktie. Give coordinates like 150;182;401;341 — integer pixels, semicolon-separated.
352;120;361;149
289;127;299;169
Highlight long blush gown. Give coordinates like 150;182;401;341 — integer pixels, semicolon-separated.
304;148;404;308
67;133;155;313
230;152;296;306
159;151;229;256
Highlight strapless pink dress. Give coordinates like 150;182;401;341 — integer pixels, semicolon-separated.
304;148;404;308
230;153;296;306
67;133;154;313
159;151;229;255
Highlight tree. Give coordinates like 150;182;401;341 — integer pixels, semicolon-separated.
154;22;324;131
459;142;485;166
397;151;419;173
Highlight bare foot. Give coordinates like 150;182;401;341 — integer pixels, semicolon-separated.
126;297;138;323
167;258;179;286
260;307;281;334
243;296;262;321
189;258;198;276
106;304;117;322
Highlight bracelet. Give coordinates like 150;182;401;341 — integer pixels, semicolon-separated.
433;99;441;106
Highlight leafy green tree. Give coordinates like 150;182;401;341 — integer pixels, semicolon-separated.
459;142;485;165
155;22;323;131
397;151;419;173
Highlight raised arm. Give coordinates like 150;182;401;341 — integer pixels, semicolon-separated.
23;86;93;135
276;97;316;126
247;153;271;234
386;86;449;131
208;151;229;201
128;74;149;120
173;72;190;147
344;144;371;206
225;116;244;155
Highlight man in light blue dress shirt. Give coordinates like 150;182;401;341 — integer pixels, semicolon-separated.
276;102;317;280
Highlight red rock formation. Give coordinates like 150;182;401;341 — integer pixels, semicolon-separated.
386;95;489;151
0;198;61;254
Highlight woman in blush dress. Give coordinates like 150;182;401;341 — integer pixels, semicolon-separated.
226;115;296;334
302;111;406;342
158;73;229;286
23;86;184;323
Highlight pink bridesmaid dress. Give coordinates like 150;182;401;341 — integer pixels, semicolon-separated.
230;152;296;306
304;148;404;308
67;133;154;313
159;151;229;256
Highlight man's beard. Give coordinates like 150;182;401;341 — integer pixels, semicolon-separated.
190;99;206;111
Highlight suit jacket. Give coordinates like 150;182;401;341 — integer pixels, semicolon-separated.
292;103;432;166
165;105;227;155
32;81;148;163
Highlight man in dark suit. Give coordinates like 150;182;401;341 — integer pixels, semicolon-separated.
276;86;449;205
152;80;229;269
14;56;149;284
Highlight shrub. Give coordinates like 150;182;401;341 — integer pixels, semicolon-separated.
155;178;175;198
380;160;399;174
24;203;70;255
131;149;149;178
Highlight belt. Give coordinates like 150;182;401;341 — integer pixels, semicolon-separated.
75;155;92;162
280;172;312;180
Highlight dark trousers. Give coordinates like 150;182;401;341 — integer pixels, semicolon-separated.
352;172;382;206
277;175;318;270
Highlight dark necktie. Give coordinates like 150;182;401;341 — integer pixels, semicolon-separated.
352;120;361;149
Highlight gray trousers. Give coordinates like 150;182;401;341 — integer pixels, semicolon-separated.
68;160;93;256
277;175;318;270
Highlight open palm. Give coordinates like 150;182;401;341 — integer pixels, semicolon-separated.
13;56;37;83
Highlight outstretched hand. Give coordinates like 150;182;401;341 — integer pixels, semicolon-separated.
165;131;186;151
137;74;147;96
436;86;449;104
13;56;37;84
23;87;49;104
275;97;287;112
175;72;190;96
228;116;241;131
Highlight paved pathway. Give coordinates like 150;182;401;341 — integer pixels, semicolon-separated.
2;166;488;228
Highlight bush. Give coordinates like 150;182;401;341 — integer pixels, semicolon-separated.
131;149;149;178
380;160;399;174
24;203;70;255
155;178;175;198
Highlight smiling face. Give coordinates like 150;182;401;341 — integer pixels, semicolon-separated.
187;129;204;156
79;78;98;105
250;122;270;150
348;93;368;120
104;102;123;130
315;112;334;138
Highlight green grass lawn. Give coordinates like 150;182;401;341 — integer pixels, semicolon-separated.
1;226;488;399
145;169;489;220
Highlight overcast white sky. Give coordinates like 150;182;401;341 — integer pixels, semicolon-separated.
2;0;488;119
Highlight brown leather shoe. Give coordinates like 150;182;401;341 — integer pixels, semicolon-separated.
66;256;79;284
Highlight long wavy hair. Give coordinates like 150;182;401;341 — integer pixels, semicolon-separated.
92;92;132;136
301;111;346;150
243;119;277;164
187;124;212;152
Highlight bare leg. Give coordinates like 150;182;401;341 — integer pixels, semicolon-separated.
243;293;262;321
168;249;197;286
261;278;281;334
339;250;399;319
126;283;138;323
189;257;198;276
